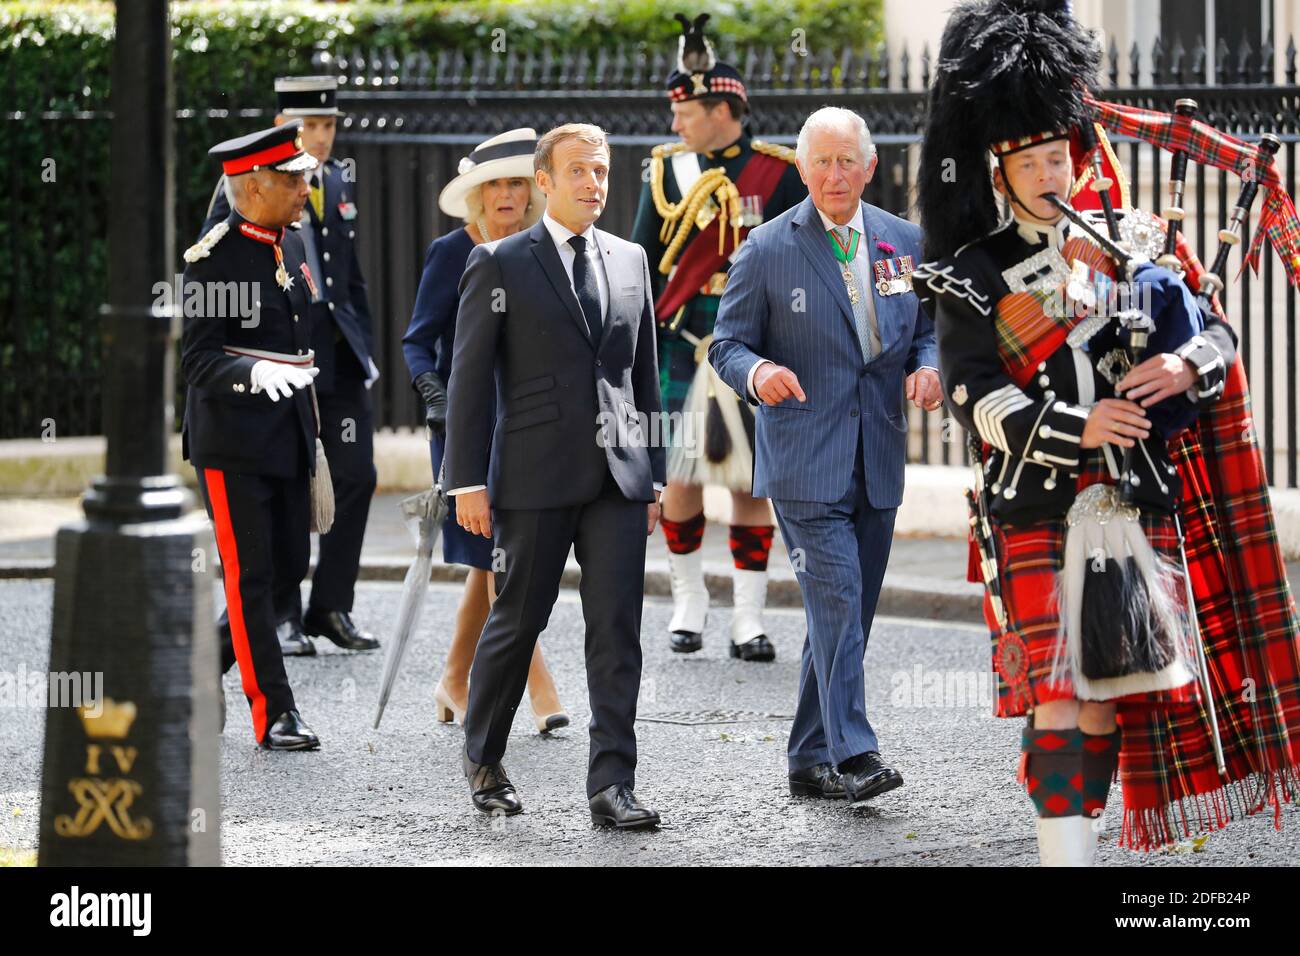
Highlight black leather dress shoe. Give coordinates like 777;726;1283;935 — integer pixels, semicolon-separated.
670;630;703;653
464;749;523;816
304;608;380;651
839;751;904;804
788;762;846;798
259;710;320;751
729;634;775;662
276;618;316;657
589;783;661;829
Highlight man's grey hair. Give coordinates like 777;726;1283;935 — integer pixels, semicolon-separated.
795;107;877;165
224;172;263;213
224;170;280;213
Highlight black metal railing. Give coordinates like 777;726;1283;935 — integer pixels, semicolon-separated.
3;35;1298;485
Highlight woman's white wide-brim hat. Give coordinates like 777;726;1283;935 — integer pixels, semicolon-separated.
438;127;538;218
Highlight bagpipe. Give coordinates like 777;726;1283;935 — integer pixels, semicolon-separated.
968;95;1300;747
1040;97;1294;764
1043;101;1288;493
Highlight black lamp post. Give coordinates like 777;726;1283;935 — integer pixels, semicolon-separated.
38;0;220;866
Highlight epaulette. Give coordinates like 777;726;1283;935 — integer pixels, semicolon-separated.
651;142;690;159
911;261;993;316
183;221;229;263
750;139;796;163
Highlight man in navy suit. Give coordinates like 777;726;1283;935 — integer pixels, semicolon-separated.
709;107;941;805
445;124;666;828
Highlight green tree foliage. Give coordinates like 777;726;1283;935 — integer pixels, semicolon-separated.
0;0;882;437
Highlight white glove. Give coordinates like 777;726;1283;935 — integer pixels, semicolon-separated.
249;360;319;402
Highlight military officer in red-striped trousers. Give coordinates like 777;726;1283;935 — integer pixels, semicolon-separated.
201;76;382;658
181;122;324;750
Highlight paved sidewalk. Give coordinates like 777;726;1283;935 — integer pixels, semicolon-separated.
0;493;987;622
3;577;1297;866
7;493;1300;626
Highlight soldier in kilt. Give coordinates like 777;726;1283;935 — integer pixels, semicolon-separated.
631;13;806;660
916;0;1300;864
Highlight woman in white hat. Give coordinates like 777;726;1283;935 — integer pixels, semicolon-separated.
402;128;568;731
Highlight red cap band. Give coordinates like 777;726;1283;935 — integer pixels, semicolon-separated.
222;139;300;176
990;130;1068;157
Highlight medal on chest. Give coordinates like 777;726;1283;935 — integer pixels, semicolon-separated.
272;243;294;292
299;262;319;298
739;195;764;228
826;228;861;305
873;254;914;296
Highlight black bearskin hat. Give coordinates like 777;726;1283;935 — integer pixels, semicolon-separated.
665;12;748;107
917;0;1101;261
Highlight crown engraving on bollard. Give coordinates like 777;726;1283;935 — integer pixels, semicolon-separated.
77;697;137;739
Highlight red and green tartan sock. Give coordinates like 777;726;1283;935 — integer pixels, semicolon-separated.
662;511;706;555
1021;726;1085;818
1081;728;1121;819
729;524;774;571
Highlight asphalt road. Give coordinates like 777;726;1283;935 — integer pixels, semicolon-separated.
1;579;1297;866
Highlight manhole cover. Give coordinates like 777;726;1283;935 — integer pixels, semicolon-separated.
637;710;794;726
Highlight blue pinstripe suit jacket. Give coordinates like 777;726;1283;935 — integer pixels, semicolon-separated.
709;196;937;508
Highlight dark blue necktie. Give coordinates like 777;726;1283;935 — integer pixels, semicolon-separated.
567;234;603;343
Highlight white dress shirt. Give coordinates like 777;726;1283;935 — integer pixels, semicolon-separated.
745;204;937;401
541;211;610;319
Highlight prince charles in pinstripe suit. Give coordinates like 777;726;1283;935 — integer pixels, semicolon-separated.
709;107;941;804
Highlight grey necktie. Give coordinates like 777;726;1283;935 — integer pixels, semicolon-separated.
296;209;326;304
834;224;881;362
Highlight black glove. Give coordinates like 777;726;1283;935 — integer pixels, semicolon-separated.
413;371;448;436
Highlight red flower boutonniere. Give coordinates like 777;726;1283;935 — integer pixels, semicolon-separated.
876;239;896;256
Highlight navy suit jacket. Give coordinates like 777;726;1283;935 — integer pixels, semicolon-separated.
709;196;937;508
444;218;666;510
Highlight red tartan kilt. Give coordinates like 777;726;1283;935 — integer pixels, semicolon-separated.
983;467;1198;717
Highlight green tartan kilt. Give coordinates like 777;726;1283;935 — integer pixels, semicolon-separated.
656;292;757;496
658;293;720;430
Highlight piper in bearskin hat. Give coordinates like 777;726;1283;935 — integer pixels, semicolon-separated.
915;0;1300;864
631;12;807;661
